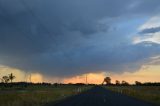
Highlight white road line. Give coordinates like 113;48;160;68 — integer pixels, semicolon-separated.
104;98;106;102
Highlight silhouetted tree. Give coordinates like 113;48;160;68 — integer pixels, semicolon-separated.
102;77;111;85
135;81;142;85
115;80;120;85
121;80;129;86
8;73;16;83
0;78;3;83
2;76;10;83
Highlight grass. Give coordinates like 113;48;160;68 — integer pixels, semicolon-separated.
0;85;91;106
105;86;160;105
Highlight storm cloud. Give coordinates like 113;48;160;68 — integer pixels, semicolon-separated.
139;26;160;34
0;0;160;76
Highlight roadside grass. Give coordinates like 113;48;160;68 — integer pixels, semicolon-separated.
0;85;91;106
105;86;160;105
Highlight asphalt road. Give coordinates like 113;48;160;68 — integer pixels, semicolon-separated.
52;86;156;106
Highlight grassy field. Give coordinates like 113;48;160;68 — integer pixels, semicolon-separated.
0;85;91;106
105;86;160;105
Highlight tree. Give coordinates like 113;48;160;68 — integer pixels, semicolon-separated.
8;73;16;83
135;81;142;85
115;80;120;85
102;77;111;85
0;74;2;83
121;80;129;86
2;76;10;83
0;78;3;83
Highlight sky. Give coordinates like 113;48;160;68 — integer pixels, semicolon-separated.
0;0;160;84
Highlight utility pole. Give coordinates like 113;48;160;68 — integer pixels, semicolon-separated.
86;74;88;85
29;73;32;83
24;72;27;82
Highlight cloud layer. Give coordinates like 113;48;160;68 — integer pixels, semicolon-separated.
139;26;160;34
0;0;160;77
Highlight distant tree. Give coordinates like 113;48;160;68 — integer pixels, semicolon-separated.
8;73;16;83
121;80;129;86
102;77;111;85
2;76;10;83
0;75;2;83
0;78;3;83
115;80;120;85
135;81;142;85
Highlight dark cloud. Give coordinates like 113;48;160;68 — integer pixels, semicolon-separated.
0;0;160;76
139;26;160;34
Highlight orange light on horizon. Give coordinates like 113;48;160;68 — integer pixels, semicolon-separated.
0;65;160;84
63;65;160;84
63;72;106;84
30;73;43;83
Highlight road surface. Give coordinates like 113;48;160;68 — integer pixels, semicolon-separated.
52;86;156;106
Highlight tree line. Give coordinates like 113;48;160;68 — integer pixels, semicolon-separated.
0;74;159;86
102;77;160;86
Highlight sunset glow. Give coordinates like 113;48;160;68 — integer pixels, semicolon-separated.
1;65;159;84
0;0;160;85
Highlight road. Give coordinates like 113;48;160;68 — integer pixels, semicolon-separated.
52;86;156;106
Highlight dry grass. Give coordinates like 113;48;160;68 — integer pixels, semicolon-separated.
0;85;90;106
105;86;160;105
